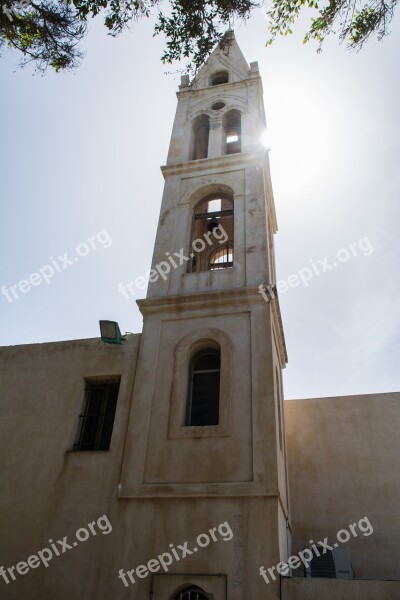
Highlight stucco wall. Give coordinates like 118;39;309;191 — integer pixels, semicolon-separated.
0;337;283;600
285;393;400;581
1;343;400;598
0;336;140;599
282;577;400;599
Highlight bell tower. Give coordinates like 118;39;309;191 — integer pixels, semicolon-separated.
119;31;289;599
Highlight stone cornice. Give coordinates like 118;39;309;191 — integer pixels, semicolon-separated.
138;287;261;314
161;150;269;178
176;76;261;98
137;286;288;366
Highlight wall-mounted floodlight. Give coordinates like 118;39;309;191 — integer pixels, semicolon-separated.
99;320;124;345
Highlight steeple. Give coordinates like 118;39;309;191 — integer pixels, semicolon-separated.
189;30;254;90
146;31;279;304
119;34;290;599
165;30;266;168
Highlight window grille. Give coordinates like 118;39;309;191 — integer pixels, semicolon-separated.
73;378;120;451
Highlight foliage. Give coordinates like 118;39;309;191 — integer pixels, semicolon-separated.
267;0;398;51
0;1;85;72
0;0;398;73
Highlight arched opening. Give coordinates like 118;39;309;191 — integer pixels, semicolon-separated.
186;349;220;426
192;115;210;160
210;70;229;86
223;109;241;154
189;193;234;273
210;243;233;270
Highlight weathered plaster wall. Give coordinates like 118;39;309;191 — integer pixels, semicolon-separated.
285;393;400;581
282;577;400;599
0;338;283;600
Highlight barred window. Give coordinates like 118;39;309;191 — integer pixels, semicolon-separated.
189;194;234;273
310;548;336;578
73;378;120;451
173;587;209;600
210;243;233;270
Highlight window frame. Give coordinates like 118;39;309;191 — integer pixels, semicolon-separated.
209;242;234;270
73;377;121;451
185;349;221;427
223;109;242;155
188;194;234;274
173;587;209;600
191;114;210;161
168;330;232;439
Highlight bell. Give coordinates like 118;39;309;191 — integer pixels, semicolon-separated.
207;216;219;232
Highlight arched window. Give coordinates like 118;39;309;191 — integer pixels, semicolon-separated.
210;70;229;85
173;587;209;600
210;243;233;270
189;194;234;273
223;110;241;154
186;349;220;426
192;115;210;160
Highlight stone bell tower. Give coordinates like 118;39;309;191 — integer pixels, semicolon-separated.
119;31;290;599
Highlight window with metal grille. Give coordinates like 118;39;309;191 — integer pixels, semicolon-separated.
186;350;220;426
310;548;336;578
209;243;233;270
173;587;209;600
189;195;234;273
73;378;120;451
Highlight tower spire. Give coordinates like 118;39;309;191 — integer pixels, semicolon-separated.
119;37;289;600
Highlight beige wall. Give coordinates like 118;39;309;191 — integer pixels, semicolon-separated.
0;337;138;599
0;338;284;600
2;347;400;598
285;393;400;581
282;578;400;600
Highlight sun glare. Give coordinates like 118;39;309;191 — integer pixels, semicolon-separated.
260;129;269;148
264;80;333;198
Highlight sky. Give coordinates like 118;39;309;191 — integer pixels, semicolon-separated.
0;6;399;400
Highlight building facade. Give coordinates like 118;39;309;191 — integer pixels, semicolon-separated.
1;32;399;600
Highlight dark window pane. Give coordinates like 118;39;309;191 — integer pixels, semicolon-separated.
193;353;220;371
74;379;120;451
79;415;98;449
99;408;117;449
186;351;220;426
310;549;336;578
190;372;220;425
86;388;104;415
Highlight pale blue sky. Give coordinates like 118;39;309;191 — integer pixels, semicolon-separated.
1;8;399;399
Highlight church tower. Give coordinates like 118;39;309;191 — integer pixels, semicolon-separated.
119;31;289;599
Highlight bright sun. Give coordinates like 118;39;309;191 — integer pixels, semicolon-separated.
263;79;334;197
